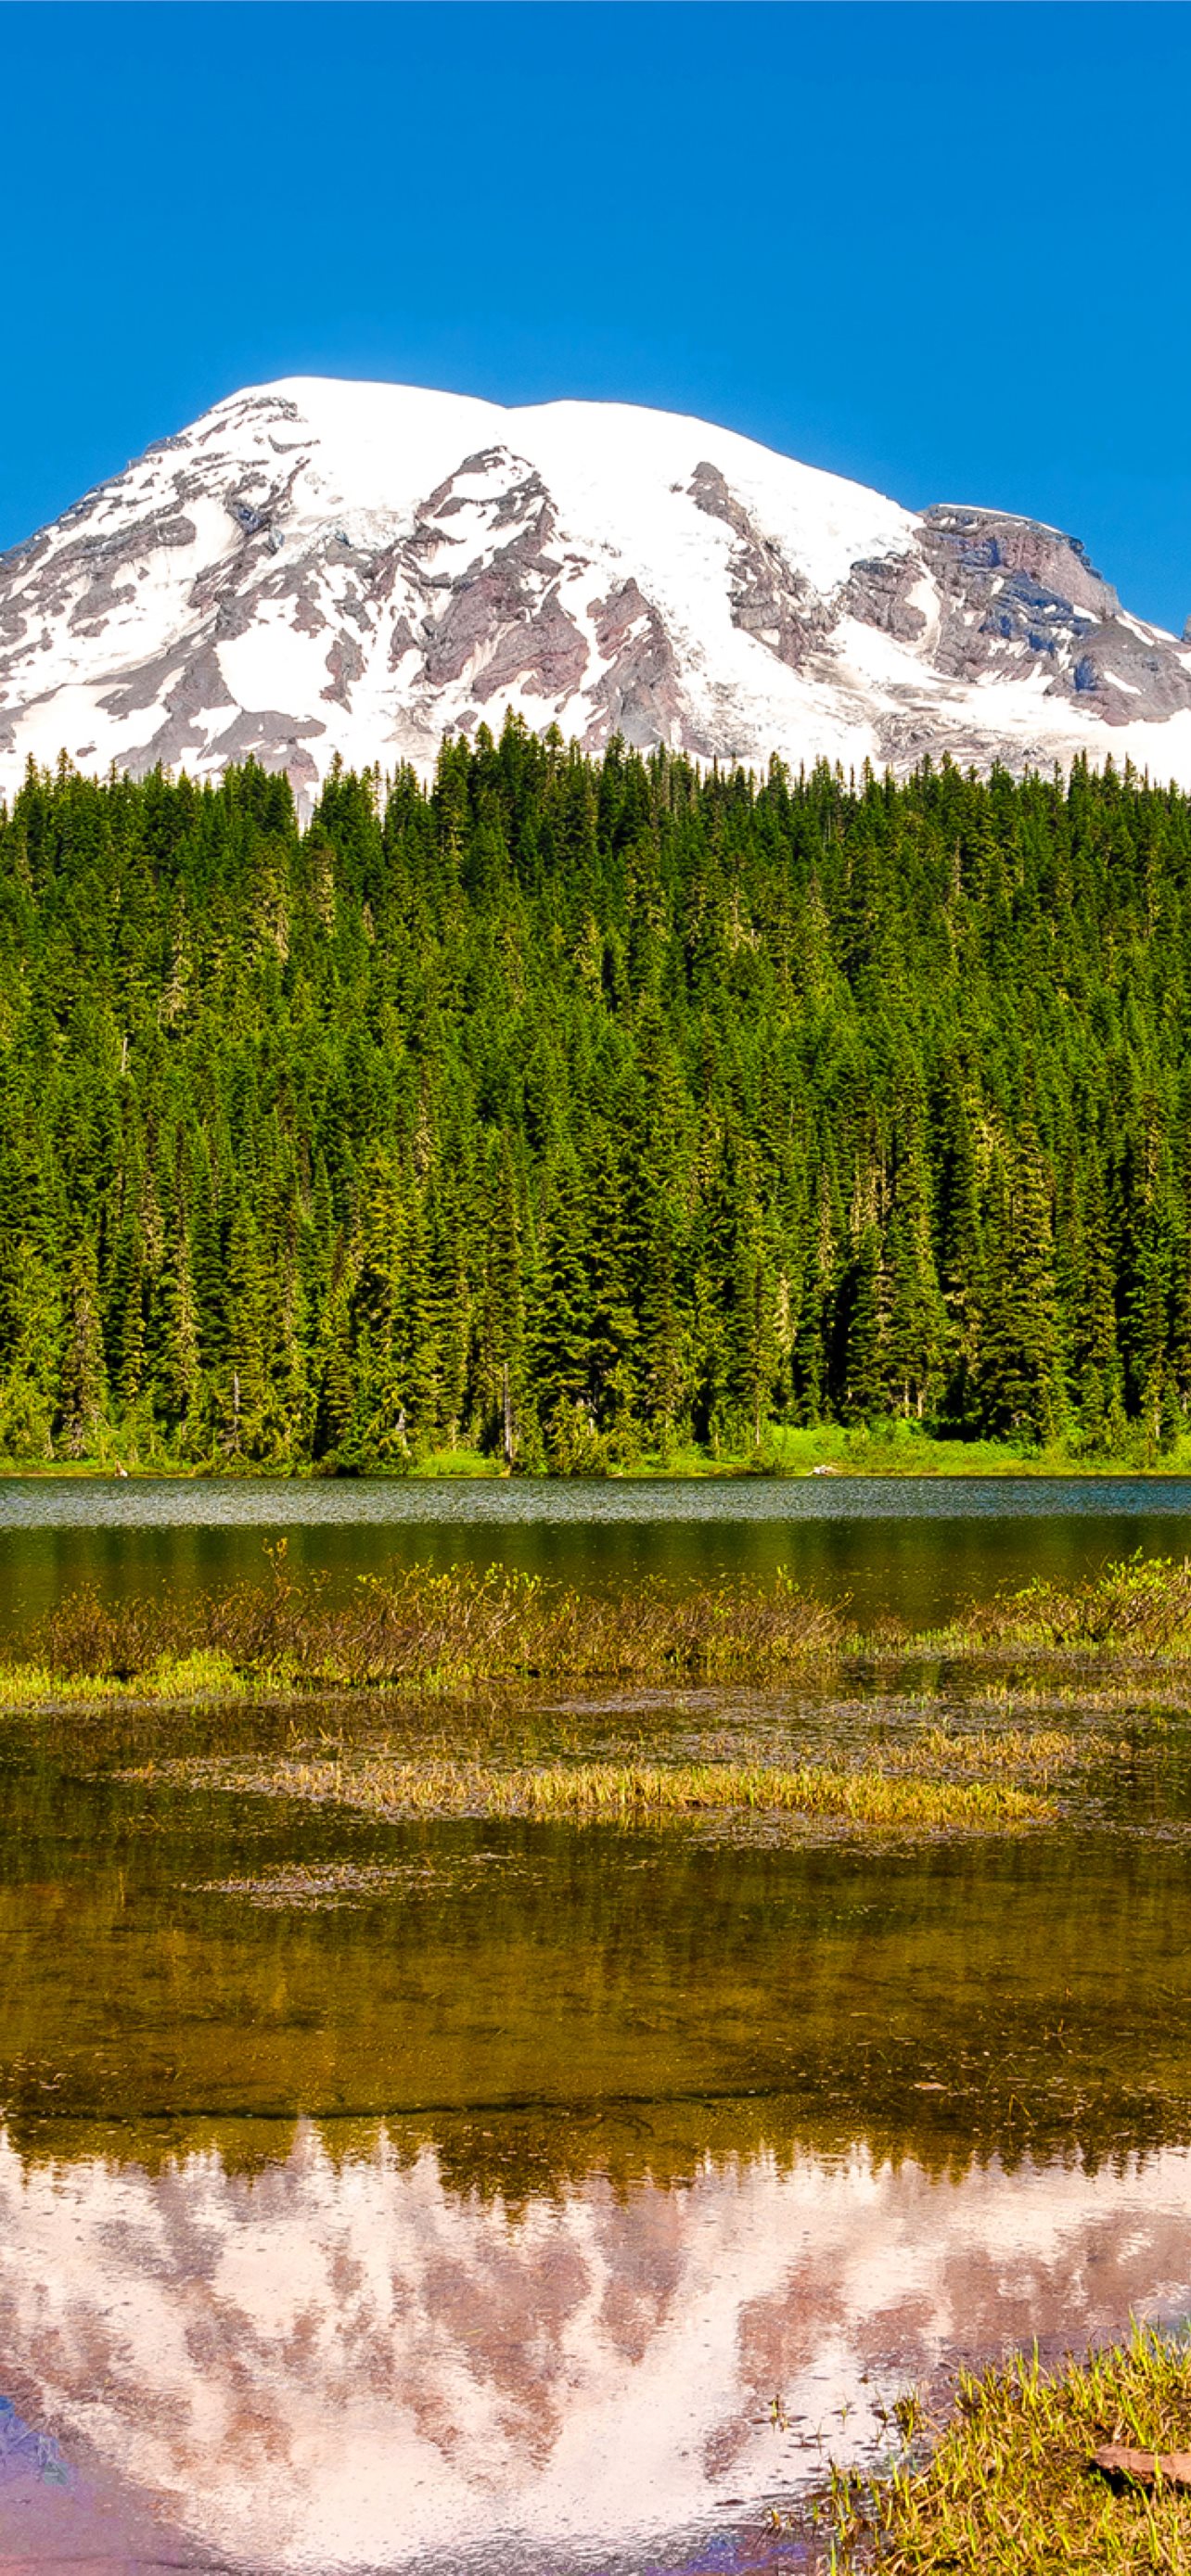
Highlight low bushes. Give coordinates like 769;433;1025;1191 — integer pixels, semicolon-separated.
8;1551;1191;1705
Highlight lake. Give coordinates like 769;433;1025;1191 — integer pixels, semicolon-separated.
3;1478;1191;2572
3;1468;1191;1632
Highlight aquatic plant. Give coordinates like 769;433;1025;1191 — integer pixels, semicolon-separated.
828;2324;1191;2571
967;1554;1191;1654
4;1552;1191;1710
130;1750;1054;1837
1;1562;849;1697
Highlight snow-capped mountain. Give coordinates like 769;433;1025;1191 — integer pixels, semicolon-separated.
3;376;1190;803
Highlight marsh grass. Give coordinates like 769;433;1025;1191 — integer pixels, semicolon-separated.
125;1748;1055;1836
879;1724;1123;1781
827;2325;1191;2571
965;1554;1191;1655
0;1560;845;1701
5;1552;1191;1711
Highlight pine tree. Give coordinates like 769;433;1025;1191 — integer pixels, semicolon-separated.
106;1207;147;1412
977;1132;1064;1443
883;1122;946;1420
152;1209;202;1437
1069;1148;1125;1448
839;1226;888;1423
477;1140;527;1462
216;1198;268;1459
531;1154;595;1462
936;1084;985;1431
58;1234;108;1459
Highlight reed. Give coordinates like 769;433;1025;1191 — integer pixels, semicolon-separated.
0;1562;849;1698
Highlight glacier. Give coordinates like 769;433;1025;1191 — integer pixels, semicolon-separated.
2;376;1189;804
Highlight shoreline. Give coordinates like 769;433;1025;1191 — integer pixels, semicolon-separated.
5;1444;1191;1486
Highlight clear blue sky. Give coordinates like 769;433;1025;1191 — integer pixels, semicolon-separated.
3;1;1189;632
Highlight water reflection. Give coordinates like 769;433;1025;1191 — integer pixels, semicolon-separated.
2;2122;1190;2573
5;1651;1191;2568
2;1473;1191;1636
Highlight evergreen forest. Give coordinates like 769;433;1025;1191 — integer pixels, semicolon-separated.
3;727;1191;1473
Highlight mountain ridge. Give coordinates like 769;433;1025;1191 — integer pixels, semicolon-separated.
3;376;1189;803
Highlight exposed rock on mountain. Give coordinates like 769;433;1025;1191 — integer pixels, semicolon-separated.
2;377;1189;802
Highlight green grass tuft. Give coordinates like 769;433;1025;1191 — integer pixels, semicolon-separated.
827;2325;1191;2571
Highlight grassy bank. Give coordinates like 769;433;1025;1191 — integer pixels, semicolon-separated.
697;1421;1191;1480
7;1419;1191;1480
5;1552;1191;1706
826;2326;1191;2572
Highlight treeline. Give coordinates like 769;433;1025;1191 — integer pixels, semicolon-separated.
2;727;1191;1470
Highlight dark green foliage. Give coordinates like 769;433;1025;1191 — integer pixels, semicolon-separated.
3;730;1191;1468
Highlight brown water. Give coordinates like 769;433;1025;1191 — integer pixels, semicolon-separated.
3;1700;1191;2573
4;1482;1191;2571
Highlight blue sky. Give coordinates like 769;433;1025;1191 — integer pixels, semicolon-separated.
3;1;1189;632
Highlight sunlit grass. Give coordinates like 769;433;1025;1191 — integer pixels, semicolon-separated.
880;1725;1122;1781
827;2324;1191;2571
126;1750;1054;1836
4;1552;1191;1712
0;1648;249;1704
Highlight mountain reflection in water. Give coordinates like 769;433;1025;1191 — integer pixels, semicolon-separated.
3;2123;1191;2574
5;1651;1191;2572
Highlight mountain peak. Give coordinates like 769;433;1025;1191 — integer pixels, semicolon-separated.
3;377;1189;804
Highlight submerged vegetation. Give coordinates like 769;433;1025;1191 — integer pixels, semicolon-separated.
6;742;1191;1472
827;2327;1191;2572
6;1549;1174;1843
147;1748;1054;1837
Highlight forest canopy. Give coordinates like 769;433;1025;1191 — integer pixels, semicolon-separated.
1;726;1189;1472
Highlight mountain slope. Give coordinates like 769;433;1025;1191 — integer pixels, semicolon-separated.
3;376;1190;799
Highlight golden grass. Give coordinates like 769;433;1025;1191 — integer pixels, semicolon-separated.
880;1725;1122;1780
128;1750;1054;1836
828;2326;1191;2572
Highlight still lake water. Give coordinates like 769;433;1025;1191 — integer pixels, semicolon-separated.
3;1476;1191;2573
4;1468;1191;1629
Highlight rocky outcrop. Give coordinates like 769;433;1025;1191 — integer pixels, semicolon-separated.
409;456;589;704
839;503;1191;733
840;553;929;644
689;461;832;669
585;578;704;752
